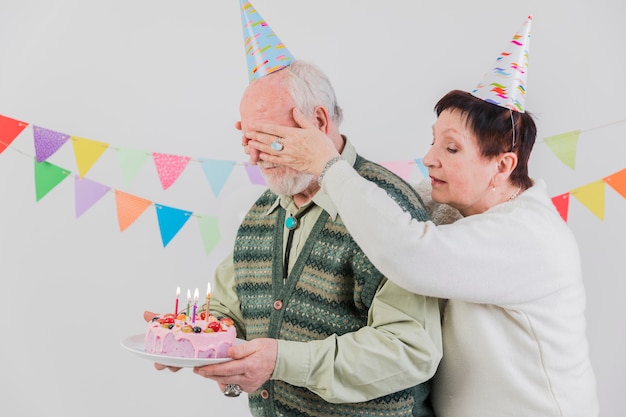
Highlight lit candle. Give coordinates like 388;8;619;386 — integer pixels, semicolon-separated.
192;288;199;324
186;289;191;317
206;282;211;315
175;286;180;316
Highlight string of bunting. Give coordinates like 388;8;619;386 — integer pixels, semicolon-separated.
0;113;268;255
0;113;625;255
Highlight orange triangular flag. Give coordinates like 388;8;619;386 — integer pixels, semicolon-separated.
0;114;28;153
603;168;626;199
551;192;570;222
71;136;109;178
570;180;605;220
114;190;152;231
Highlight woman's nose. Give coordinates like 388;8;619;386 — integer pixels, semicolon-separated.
422;148;436;168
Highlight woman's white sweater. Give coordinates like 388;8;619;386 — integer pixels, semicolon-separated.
323;160;599;417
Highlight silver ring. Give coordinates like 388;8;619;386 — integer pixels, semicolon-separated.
270;139;284;151
223;384;242;397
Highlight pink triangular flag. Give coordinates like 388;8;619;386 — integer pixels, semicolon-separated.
380;161;414;181
74;175;111;218
152;152;191;190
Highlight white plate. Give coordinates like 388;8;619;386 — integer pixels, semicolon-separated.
120;333;246;368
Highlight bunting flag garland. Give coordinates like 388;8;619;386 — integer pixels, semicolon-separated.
414;158;429;179
71;136;109;178
199;159;237;197
380;160;414;181
551;193;570;222
33;125;70;162
544;130;580;170
116;147;151;188
115;190;152;232
542;119;626;169
603;168;626;199
0;114;28;153
570;180;606;220
197;214;221;255
152;152;191;190
1;112;625;256
74;175;111;218
244;162;266;185
34;160;71;202
155;204;192;247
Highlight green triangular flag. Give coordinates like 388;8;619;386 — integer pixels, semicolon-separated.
116;147;150;188
197;214;221;255
544;130;580;170
34;160;71;201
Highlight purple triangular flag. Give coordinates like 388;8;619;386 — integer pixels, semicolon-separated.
244;163;266;186
74;175;111;218
33;125;70;162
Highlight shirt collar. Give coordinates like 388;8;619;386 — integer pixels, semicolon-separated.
265;136;357;220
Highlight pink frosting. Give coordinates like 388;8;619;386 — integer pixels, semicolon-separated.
145;318;237;358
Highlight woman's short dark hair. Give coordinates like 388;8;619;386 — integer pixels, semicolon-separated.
434;89;536;189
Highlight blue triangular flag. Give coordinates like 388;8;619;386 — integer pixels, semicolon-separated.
199;159;236;197
414;158;429;179
154;204;192;247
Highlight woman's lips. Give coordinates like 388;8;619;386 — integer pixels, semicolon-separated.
430;176;446;186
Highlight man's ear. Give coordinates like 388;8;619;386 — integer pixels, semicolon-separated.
313;105;331;134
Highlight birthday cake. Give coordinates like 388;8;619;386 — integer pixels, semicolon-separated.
145;311;237;359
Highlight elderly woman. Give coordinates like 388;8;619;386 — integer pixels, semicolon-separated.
244;89;599;416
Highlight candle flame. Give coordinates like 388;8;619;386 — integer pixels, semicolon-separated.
207;282;211;296
176;286;180;297
193;288;199;303
187;288;191;302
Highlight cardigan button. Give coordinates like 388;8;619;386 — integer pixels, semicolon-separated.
261;389;270;399
273;300;283;310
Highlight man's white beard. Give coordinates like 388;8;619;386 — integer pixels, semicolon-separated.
259;161;316;196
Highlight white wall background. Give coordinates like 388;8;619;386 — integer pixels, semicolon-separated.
0;1;622;415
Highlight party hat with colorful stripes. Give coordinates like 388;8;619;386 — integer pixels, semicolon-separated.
471;16;532;113
240;0;295;82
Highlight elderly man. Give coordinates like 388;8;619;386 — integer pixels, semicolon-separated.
151;60;443;417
